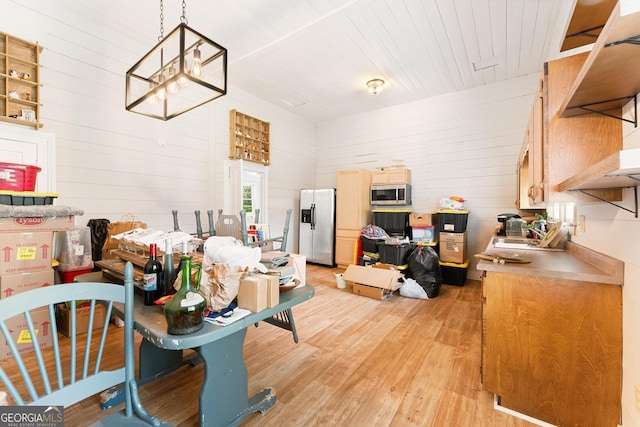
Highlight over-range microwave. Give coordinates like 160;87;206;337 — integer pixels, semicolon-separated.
370;184;411;206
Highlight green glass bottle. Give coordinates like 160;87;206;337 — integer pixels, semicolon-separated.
163;254;206;335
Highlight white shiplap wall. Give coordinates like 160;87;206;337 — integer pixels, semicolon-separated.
1;1;316;250
316;73;541;279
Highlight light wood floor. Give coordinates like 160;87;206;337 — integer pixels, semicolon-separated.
8;264;537;426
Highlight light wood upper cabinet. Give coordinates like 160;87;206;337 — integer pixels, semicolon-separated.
530;81;544;205
517;52;622;208
517;79;545;209
335;169;370;267
371;167;410;185
545;53;622;204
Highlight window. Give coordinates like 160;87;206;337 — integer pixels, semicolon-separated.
242;185;253;212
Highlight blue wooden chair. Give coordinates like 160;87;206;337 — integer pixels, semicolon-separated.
0;262;168;426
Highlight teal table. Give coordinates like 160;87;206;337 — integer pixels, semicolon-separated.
78;271;314;427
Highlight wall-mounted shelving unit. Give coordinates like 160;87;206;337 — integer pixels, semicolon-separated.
556;1;640;217
558;148;640;217
560;2;640;123
0;31;43;129
229;109;270;165
560;0;617;52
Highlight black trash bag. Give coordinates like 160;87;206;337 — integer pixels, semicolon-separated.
406;245;442;298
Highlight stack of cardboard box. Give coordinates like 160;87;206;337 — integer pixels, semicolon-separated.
0;212;75;359
437;209;470;286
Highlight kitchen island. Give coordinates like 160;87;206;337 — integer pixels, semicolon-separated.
477;239;623;427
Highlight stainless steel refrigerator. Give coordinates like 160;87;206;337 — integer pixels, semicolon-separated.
299;189;336;266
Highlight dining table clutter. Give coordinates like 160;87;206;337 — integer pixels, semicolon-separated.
94;224;306;335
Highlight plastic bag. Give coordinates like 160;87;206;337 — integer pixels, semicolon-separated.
406;245;442;298
360;224;389;239
203;236;267;273
399;277;429;299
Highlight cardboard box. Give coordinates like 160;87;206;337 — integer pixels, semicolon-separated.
238;276;268;313
0;215;75;232
0;231;53;275
342;264;402;291
410;213;437;227
0;269;54;299
58;304;107;337
0;307;52;360
353;283;391;300
255;273;279;308
439;232;467;264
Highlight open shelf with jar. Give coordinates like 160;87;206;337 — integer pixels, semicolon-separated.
229;109;270;165
0;31;43;129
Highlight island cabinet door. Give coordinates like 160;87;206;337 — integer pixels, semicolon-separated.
482;271;621;427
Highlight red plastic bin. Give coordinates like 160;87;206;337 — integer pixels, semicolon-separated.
59;267;94;284
0;162;41;191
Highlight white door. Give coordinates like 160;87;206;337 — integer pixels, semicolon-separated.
223;160;268;223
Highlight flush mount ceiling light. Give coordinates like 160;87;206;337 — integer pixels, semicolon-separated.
367;79;385;95
125;0;227;120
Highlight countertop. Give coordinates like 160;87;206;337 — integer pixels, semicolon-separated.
476;238;623;285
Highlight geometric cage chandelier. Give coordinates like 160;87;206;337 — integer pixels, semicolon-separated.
125;0;227;120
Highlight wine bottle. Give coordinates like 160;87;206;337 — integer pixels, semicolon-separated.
174;240;188;279
164;254;206;334
143;243;163;305
161;239;176;296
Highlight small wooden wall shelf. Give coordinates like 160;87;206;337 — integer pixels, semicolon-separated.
229;109;270;165
0;31;43;129
560;0;617;52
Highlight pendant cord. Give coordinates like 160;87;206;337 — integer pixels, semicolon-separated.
181;0;188;25
158;0;164;41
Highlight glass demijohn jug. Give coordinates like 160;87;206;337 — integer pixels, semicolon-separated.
163;254;207;335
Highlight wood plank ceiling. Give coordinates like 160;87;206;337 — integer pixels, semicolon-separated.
63;0;580;123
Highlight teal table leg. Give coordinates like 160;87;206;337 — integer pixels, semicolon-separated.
194;328;276;426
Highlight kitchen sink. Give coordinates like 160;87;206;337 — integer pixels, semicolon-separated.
493;237;563;251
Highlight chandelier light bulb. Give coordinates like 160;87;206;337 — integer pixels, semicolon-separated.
191;47;203;78
147;81;158;105
156;73;167;100
177;58;190;87
177;74;190;88
167;64;178;94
